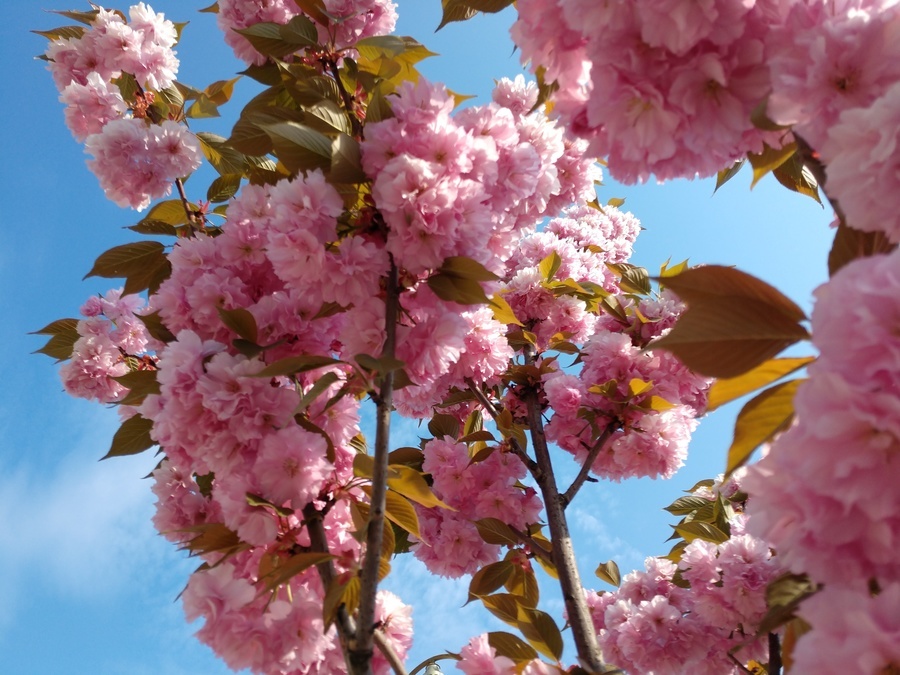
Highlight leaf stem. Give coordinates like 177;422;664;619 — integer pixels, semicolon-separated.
352;261;400;674
323;56;363;139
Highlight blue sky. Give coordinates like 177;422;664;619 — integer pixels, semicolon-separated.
1;2;833;673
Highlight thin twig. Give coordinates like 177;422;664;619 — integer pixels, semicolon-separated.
352;261;400;673
324;57;363;139
302;503;357;666
521;345;605;673
174;177;203;232
465;379;539;475
727;652;755;675
508;525;555;568
561;424;618;508
373;630;409;675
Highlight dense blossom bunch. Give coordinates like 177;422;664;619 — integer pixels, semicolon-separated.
512;0;788;182
412;438;542;577
216;0;398;64
45;3;178;92
59;288;153;403
85;118;203;209
586;483;782;675
44;4;203;209
746;249;900;586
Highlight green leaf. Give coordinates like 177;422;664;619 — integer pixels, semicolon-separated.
595;560;621;587
748;142;797;188
675;520;730;545
725;378;803;476
33;325;81;361
462;0;516;11
217;307;259;343
33;25;86;41
113;369;161;406
329;133;367;183
127;219;179;237
293;0;330;24
607;262;651;295
199;2;219;13
759;573;817;634
427;412;460;440
474;518;519;546
504;563;539;609
437;0;478;30
197;131;249;176
137;311;176;343
538;251;562;281
707;356;814;411
365;83;394;123
387;466;453;509
714;160;745;192
246;492;294;517
32;318;79;336
384;491;421;538
253;355;342;378
50;9;102;25
828;222;897;277
84;241;171;295
187;95;221;119
207;173;242;203
427;257;500;305
294;371;340;414
143;199;191;226
650;265;809;378
103;415;155;459
519;608;564;661
468;561;515;603
489;294;523;326
259;552;333;594
486;632;539;664
480;593;521;625
262;121;333;173
234;17;317;59
664;495;713;516
772;152;821;204
178;522;246;558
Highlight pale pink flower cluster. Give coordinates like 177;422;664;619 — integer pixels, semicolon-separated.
587;508;781;674
512;0;787;182
216;0;397;64
455;634;557;674
60;289;152;403
745;248;900;673
45;3;178;92
362;77;600;276
537;288;710;481
85;118;203;210
503;204;642;348
412;438;542;578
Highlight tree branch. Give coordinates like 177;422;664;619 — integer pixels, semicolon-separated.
561;424;618;508
373;630;409;675
768;632;782;675
465;379;539;475
302;503;358;666
352;261;400;674
521;345;607;673
323;57;363;139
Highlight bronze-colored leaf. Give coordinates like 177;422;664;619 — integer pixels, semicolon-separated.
828;222;897;277
102;415;155;459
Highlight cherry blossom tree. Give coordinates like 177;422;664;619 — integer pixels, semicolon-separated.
33;1;900;674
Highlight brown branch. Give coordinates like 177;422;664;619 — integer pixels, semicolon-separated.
561;423;618;508
508;525;554;568
323;57;363;139
174;177;203;232
352;261;400;674
769;633;782;675
521;345;607;673
373;630;409;675
302;503;357;666
465;379;539;475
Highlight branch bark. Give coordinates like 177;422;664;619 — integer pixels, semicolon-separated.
352;261;400;674
561;424;618;508
465;379;540;475
522;346;607;673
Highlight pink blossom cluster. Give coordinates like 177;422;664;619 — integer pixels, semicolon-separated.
586;493;782;675
85;118;203;210
362;77;600;276
502;204;642;348
216;0;397;64
541;296;711;482
512;0;788;182
45;3;178;93
412;438;542;578
744;248;900;672
455;633;556;674
59;288;153;403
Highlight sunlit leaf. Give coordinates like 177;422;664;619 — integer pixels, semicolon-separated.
748;142;797;188
650;265;809;378
474;518;519;546
387;465;453;509
707;357;814;411
487;632;538;664
384;491;421;538
725;378;803;476
468;561;515;603
595;560;621;587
